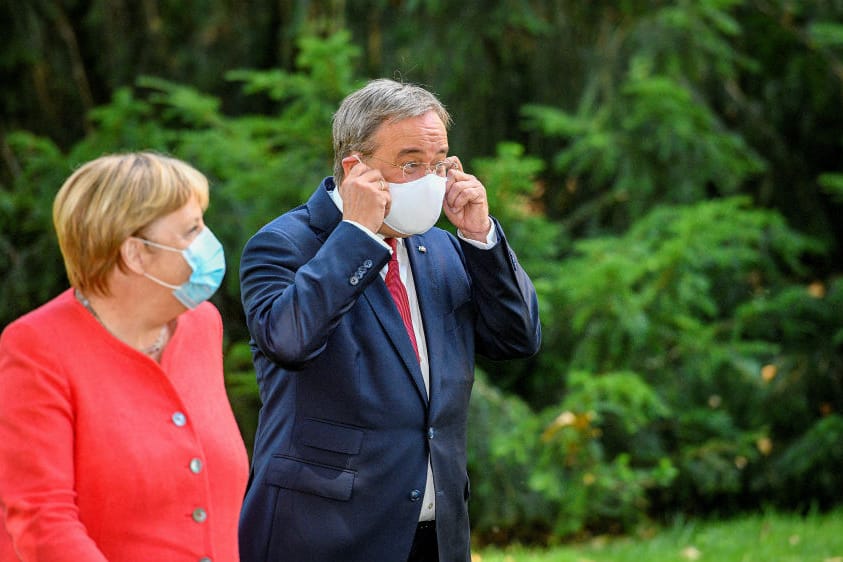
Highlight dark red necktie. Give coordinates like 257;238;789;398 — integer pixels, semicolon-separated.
385;238;419;360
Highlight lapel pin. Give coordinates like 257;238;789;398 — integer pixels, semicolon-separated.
417;245;427;254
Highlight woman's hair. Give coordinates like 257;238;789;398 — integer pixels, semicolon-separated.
332;78;452;184
52;151;210;295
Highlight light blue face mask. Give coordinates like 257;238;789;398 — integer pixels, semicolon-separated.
138;227;226;309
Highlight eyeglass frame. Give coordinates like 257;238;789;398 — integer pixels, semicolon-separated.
364;154;456;180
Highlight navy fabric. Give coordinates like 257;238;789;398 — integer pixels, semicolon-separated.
238;178;541;562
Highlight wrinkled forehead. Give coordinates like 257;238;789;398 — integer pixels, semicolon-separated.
372;111;449;158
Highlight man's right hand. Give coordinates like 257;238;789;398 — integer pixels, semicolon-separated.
338;155;391;235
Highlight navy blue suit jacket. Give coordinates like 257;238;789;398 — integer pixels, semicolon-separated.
238;178;541;562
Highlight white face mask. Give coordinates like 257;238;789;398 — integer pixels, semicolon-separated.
383;173;446;236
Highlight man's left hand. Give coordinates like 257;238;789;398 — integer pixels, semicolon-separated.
443;156;492;242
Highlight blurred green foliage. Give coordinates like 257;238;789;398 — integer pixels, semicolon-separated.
3;0;843;547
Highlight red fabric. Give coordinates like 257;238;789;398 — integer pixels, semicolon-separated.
0;289;249;561
384;238;419;360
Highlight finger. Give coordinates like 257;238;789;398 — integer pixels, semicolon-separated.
446;156;468;188
361;170;387;193
349;167;386;192
447;179;485;210
447;155;463;172
445;181;469;211
445;174;472;202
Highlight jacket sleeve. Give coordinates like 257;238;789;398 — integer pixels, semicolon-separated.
0;322;109;562
460;218;542;360
239;220;391;367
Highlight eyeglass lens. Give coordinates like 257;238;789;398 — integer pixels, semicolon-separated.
401;161;452;178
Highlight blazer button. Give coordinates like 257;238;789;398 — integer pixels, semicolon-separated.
189;458;203;474
427;427;436;439
172;412;187;427
409;489;422;502
199;558;212;562
363;259;373;268
192;508;208;523
349;275;359;286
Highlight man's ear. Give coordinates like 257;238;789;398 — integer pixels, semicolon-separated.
341;153;364;178
121;237;147;275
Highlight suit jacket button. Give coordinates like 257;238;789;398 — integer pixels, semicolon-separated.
363;259;373;268
349;275;359;286
427;427;436;439
409;489;422;501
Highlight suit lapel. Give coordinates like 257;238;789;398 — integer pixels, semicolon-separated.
406;234;444;409
306;178;343;240
362;265;429;406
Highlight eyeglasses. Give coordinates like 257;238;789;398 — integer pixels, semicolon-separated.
366;155;456;180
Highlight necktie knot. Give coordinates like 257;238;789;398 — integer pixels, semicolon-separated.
385;237;398;260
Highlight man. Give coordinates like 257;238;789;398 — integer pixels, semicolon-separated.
239;78;541;562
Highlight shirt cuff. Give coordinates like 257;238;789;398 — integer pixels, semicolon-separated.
458;220;498;249
343;220;391;250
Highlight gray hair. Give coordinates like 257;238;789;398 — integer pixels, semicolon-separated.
332;79;452;183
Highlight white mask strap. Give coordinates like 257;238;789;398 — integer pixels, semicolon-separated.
143;272;181;290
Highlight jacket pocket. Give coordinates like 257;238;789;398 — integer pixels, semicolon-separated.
266;455;356;501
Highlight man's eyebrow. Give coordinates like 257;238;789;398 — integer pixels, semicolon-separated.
395;147;449;158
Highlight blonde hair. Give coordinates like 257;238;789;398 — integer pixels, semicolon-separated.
53;151;210;295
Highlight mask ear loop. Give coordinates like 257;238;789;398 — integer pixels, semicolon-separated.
132;236;188;290
132;236;182;254
143;272;181;290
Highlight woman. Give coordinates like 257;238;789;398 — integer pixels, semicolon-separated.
0;152;248;561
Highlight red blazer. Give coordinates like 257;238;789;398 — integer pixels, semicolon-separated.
0;289;248;561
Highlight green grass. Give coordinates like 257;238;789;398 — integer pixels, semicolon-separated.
473;510;843;562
